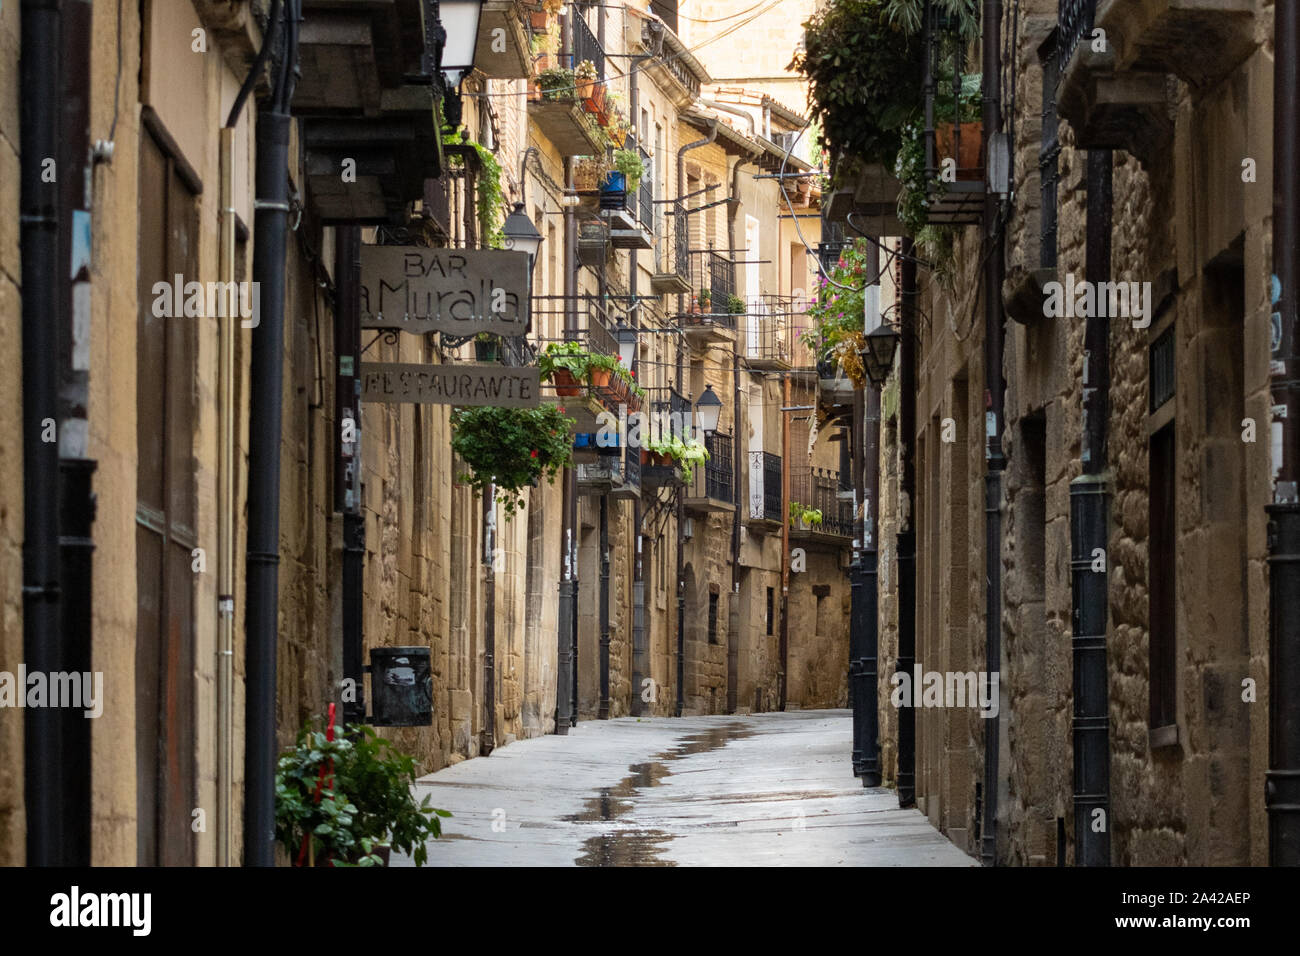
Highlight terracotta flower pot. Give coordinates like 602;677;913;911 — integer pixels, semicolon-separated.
552;369;582;396
588;367;612;389
576;77;594;100
529;10;550;30
935;122;983;180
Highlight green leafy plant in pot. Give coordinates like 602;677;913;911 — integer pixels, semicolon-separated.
612;148;646;195
275;718;451;866
451;403;576;516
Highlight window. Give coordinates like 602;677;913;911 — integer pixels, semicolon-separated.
708;590;720;644
1149;421;1177;730
766;587;775;635
1039;31;1060;269
136;117;199;867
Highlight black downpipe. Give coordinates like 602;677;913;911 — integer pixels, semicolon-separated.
1071;148;1113;867
20;0;66;867
1267;0;1300;866
336;226;365;726
244;1;297;866
979;0;1007;868
598;495;610;718
896;238;918;808
482;486;497;754
554;150;578;733
851;242;882;786
57;0;95;866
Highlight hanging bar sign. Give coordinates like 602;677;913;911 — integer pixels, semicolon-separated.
360;362;541;408
360;246;530;334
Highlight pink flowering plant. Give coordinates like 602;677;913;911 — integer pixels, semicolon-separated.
800;237;874;386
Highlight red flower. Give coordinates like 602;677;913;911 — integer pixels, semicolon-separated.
530;449;539;458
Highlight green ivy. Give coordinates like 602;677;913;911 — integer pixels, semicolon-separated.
792;0;925;170
442;128;508;249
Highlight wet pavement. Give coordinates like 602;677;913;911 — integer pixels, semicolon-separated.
400;709;975;867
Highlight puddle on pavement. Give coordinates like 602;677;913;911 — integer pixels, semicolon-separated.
573;722;753;866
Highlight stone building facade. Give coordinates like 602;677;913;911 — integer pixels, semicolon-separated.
841;0;1276;865
0;0;850;866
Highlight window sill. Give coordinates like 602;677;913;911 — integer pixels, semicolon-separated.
1149;723;1180;751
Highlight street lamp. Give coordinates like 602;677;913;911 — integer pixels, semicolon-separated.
694;384;722;436
502;202;543;272
616;324;637;368
439;0;484;88
437;0;485;128
863;323;900;386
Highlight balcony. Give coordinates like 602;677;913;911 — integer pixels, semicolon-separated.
528;80;606;157
599;139;655;250
298;0;443;222
746;451;783;527
789;466;855;543
685;432;735;513
651;202;691;294
533;293;625;427
823;159;904;234
570;7;605;81
1096;0;1255;91
1055;0;1172;166
742;295;795;371
473;0;533;79
676;251;739;345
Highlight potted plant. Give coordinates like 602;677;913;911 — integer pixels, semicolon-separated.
697;287;712;314
539;340;591;395
790;501;824;530
612;148;646;195
275;716;451;867
933;71;983;180
575;59;598;100
474;332;500;363
727;293;746;315
586;351;620;389
451;403;576;515
536;67;575;102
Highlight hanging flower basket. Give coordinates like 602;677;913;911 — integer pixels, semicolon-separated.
451;404;576;516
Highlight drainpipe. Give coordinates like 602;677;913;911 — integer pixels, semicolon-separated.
1071;147;1113;867
674;121;718;718
853;242;882;787
217;127;238;868
598;494;611;718
223;0;280;870
896;238;918;808
244;0;297;866
780;376;791;709
727;156;750;713
700;98;756;137
57;0;95;866
482;485;497;754
20;0;66;867
555;156;577;734
335;226;364;731
1268;0;1300;866
979;0;1008;867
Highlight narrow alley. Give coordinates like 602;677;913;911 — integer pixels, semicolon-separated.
403;711;971;866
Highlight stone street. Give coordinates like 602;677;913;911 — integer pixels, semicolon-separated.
402;710;974;867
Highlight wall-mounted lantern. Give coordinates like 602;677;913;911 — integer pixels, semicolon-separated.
695;384;722;435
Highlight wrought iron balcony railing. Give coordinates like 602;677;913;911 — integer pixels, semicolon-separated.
531;293;620;358
687;431;734;504
1057;0;1097;84
747;450;783;522
789;465;854;537
569;7;605;81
